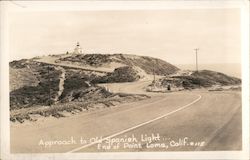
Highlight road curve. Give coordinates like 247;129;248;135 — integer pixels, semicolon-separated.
67;94;202;153
10;80;241;153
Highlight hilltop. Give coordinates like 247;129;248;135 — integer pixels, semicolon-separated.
58;54;179;75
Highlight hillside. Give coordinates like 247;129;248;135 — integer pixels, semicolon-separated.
147;70;241;92
57;54;179;76
9;53;179;123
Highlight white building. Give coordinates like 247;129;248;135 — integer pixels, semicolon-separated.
73;42;83;54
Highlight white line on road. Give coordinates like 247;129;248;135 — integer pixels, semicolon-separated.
67;94;202;153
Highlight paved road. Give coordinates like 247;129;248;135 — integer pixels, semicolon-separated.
71;91;241;152
11;80;241;153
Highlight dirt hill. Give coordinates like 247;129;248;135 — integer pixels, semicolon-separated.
9;59;150;122
9;53;178;109
9;53;179;122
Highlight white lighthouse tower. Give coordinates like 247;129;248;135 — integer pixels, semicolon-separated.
73;42;83;54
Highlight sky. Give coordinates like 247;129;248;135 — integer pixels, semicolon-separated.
9;9;241;65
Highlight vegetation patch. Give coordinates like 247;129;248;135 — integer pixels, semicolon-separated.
10;61;62;110
149;70;241;91
92;66;140;83
10;92;150;123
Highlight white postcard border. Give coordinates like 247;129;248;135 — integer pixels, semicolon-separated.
1;1;249;160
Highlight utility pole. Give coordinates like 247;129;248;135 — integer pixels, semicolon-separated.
153;60;156;83
194;48;199;72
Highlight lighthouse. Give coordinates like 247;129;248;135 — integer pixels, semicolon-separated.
73;42;83;54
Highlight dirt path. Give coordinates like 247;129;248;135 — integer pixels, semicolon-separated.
98;74;163;95
53;67;66;102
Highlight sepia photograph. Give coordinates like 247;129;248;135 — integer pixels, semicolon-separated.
0;0;249;160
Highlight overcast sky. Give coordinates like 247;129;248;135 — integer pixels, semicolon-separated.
9;9;241;65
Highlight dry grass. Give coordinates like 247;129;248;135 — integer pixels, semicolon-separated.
10;92;150;123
